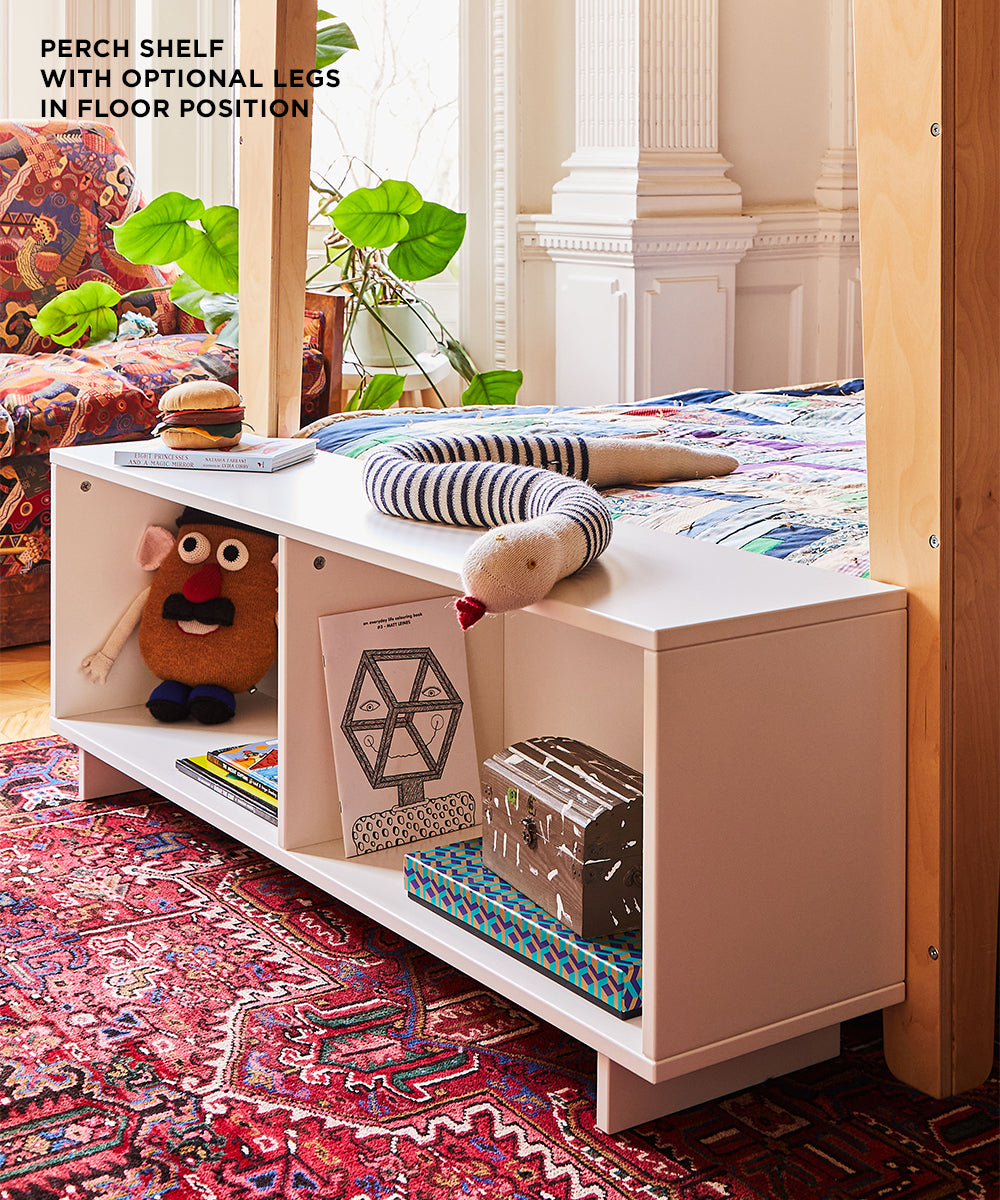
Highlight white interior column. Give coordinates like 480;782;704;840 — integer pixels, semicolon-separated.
813;0;862;378
814;0;858;210
525;0;755;404
552;0;740;219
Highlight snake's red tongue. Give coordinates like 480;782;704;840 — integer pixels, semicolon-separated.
454;595;486;630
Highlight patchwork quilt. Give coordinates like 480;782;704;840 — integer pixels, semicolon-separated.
304;379;870;577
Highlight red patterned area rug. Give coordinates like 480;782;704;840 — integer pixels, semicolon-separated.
0;736;996;1200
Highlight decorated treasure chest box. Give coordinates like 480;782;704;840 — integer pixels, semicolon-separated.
481;736;643;939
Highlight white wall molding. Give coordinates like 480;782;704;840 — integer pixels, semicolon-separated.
747;207;860;258
735;206;862;388
489;0;516;369
460;0;518;372
522;218;758;263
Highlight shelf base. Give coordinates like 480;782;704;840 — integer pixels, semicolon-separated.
596;1024;841;1133
79;748;143;799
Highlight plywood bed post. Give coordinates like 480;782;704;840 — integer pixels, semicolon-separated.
855;0;999;1098
238;0;316;437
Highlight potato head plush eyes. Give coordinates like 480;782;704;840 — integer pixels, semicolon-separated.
81;507;278;724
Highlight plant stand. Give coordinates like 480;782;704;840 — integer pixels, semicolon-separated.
342;351;452;408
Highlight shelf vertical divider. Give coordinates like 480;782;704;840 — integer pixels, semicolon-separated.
277;535;344;850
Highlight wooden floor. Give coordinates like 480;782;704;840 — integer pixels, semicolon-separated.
0;642;52;744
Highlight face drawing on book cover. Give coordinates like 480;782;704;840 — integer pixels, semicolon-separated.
341;647;462;807
337;645;476;854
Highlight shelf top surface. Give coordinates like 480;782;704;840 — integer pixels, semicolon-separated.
53;441;905;650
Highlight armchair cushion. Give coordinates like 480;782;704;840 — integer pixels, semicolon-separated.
0;328;329;460
0;119;181;353
0;335;239;458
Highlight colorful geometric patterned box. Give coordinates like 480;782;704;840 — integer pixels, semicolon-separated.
404;839;642;1018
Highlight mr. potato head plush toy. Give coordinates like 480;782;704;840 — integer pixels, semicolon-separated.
81;507;278;724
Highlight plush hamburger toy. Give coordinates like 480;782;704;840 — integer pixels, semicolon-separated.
155;380;246;450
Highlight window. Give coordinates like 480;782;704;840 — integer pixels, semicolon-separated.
308;0;459;327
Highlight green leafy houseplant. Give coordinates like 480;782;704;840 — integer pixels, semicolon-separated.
32;12;358;353
31;187;240;348
31;191;241;349
309;177;523;409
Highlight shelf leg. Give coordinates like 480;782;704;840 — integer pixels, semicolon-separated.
595;1025;841;1134
78;749;141;800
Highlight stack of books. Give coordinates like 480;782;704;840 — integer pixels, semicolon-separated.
176;738;278;825
115;433;316;473
405;839;642;1018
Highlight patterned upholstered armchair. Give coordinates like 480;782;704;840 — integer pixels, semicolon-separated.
0;120;343;647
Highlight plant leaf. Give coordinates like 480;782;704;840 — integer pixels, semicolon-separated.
461;369;523;406
170;274;239;346
332;180;422;250
316;11;358;68
199;292;240;342
113;191;205;265
211;316;240;348
439;334;477;382
169;272;211;319
30;280;122;346
387;201;466;281
177;204;239;293
351;373;406;411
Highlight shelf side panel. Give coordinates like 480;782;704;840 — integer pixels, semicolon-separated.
641;609;907;1062
52;467;182;719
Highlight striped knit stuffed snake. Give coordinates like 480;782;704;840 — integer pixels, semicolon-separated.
362;432;738;628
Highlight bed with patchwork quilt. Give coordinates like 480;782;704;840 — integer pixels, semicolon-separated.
301;378;870;579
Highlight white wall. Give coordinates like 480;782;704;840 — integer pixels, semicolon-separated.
718;0;828;207
507;0;861;400
516;1;575;215
0;1;66;119
0;0;235;207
